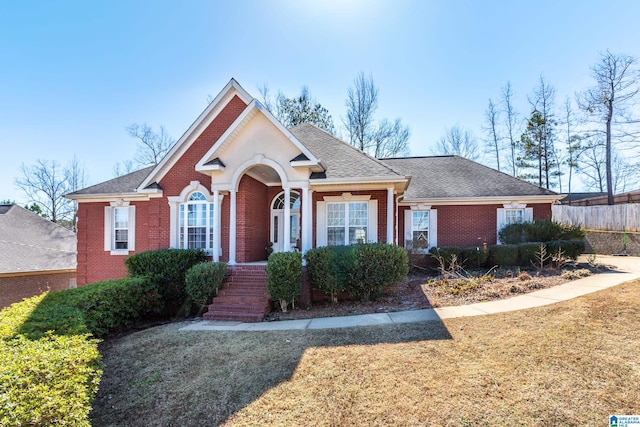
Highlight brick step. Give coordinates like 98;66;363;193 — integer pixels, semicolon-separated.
223;278;267;285
225;274;267;281
217;288;269;297
203;310;265;322
209;301;269;311
213;295;269;305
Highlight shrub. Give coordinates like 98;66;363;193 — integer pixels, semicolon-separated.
19;277;161;339
546;240;585;260
185;262;228;309
304;247;343;303
429;246;463;270
266;252;303;312
0;294;102;427
349;243;409;301
459;246;489;268
499;220;585;244
488;244;519;266
125;248;208;316
518;242;544;266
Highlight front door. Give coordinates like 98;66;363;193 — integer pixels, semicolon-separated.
270;190;301;253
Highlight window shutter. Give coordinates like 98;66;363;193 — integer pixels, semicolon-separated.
316;201;327;247
104;206;112;251
128;205;136;251
525;207;533;222
429;209;438;249
368;200;378;242
496;208;506;244
404;210;412;247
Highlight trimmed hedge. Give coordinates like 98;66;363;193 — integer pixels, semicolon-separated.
488;244;520;267
19;277;161;339
0;294;102;427
304;247;343;303
459;246;489;269
267;251;303;312
185;262;228;308
499;220;585;245
547;240;586;260
125;248;209;316
308;243;409;302
518;242;544;266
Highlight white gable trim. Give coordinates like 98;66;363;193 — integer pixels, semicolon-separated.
137;79;253;191
195;99;321;173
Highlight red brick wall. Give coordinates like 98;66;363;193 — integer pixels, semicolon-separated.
399;203;554;249
236;175;270;262
75;95;247;285
312;190;391;247
0;272;76;309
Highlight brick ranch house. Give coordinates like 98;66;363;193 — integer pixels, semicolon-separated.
67;79;561;321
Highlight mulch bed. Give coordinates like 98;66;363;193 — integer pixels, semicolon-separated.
267;262;609;321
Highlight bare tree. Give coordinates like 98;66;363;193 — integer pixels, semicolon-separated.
501;81;520;176
344;72;410;157
15;158;84;225
258;84;335;134
434;124;480;160
483;98;502;170
562;98;583;194
113;160;135;177
127;124;175;167
578;141;636;193
578;51;640;204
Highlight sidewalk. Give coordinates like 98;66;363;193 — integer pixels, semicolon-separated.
180;255;640;332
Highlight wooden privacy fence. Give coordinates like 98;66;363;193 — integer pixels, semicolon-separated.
552;203;640;232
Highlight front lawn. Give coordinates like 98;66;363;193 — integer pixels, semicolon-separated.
91;278;640;426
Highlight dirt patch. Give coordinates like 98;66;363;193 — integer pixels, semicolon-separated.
267;263;609;321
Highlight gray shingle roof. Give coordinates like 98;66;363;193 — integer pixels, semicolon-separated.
0;205;76;274
289;123;402;180
381;156;558;200
67;166;155;196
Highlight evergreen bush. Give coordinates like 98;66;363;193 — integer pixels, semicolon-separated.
266;251;303;312
185;262;228;309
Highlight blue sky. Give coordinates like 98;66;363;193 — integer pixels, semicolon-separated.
1;0;639;204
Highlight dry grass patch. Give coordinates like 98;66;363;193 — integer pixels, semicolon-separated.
92;280;640;427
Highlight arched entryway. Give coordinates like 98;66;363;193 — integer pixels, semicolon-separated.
270;190;301;253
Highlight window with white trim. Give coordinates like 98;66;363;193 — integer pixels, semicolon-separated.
104;204;135;254
505;208;524;225
179;191;214;251
327;201;368;246
404;207;437;251
113;207;129;250
411;211;429;248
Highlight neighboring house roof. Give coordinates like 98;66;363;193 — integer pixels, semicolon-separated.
289;123;402;180
67;166;155;197
381;156;558;201
0;205;76;274
559;192;608;204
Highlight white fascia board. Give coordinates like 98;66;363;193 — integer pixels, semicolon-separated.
67;192;160;203
136;79;253;191
399;194;563;206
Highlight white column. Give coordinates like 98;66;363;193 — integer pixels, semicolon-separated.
229;189;236;264
301;187;313;253
387;187;394;244
212;189;220;262
283;187;291;252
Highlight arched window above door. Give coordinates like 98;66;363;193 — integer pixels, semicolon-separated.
271;190;301;210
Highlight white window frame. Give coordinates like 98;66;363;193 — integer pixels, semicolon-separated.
404;205;437;252
497;203;533;244
104;202;135;255
178;191;215;253
316;194;377;247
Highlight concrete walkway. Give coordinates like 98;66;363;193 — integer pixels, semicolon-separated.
180;255;640;332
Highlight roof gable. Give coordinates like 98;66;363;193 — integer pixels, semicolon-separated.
195;100;322;173
137;78;253;191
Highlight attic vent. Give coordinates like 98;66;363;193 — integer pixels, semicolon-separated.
291;153;310;162
204;158;226;167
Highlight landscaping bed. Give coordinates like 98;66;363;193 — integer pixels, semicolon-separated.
267;261;611;321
